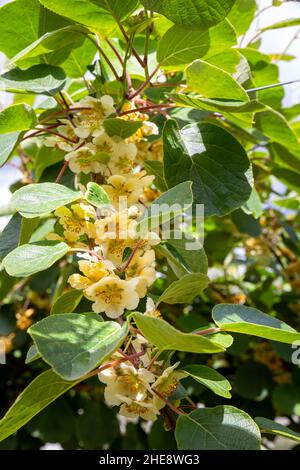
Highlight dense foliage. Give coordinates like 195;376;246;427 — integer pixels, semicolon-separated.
0;0;300;450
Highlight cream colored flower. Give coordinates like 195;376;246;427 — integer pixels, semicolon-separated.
99;362;158;420
85;275;140;318
108;138;137;175
126;250;156;297
103;171;154;207
152;363;187;410
54;203;96;242
65;143;106;175
73;95;115;138
68;259;115;290
44;120;79;152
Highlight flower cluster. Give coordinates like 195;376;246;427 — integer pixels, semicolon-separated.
98;335;186;421
45;96;161;176
46;95;161;320
44;95;176;420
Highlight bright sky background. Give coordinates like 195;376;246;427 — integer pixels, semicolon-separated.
0;0;299;229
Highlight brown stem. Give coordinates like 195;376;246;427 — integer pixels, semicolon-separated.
147;350;161;370
152;389;185;416
116;239;142;273
127;64;161;99
119;103;175;117
118;22;145;68
83;351;145;380
105;37;124;65
194;327;220;336
55;160;69;183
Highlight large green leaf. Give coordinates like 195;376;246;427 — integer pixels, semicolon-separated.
186;60;249;101
163;120;252;216
157;20;236;68
175;406;261;450
0;104;36;166
136;181;193;233
183;365;232;398
29;313;128;380
0;0;73;66
12;26;87;64
141;0;236;29
133;313;224;354
38;0;139;34
2;241;69;277
158;273;209;305
50;289;83;315
12;183;81;218
212;304;300;344
255;108;299;147
0;369;80;443
170;94;265;115
227;0;256;36
255;417;300;443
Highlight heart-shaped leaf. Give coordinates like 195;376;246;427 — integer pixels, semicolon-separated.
29;313;128;380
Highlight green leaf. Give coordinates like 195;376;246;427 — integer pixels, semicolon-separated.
158;273;209;305
255;417;300;443
163;120;252;216
2;241;69;277
0;104;36;166
76;400;119;449
133;313;224;354
50;290;83;315
19;217;40;245
29;313;128;380
255;108;299;147
85;182;110;208
170;94;265;115
157;20;236;68
136;181;193;233
103;118;143;139
186;60;249;101
0;104;36;133
175;406;261;450
12;183;81;218
273;384;300;417
273;168;300;194
0;369;80;443
261;18;300;32
60;39;96;79
0;65;66;95
12;26;87;64
183;365;232;398
212;304;300;344
234;362;273;401
141;0;236;29
25;344;41;364
144;160;167;192
0;214;22;261
157;232;208;278
37;0;139;35
33;144;65;180
227;0;256;36
270;142;300;174
0;0;73;65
